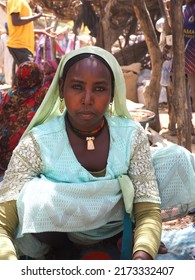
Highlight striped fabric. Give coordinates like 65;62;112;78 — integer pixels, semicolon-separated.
183;3;195;74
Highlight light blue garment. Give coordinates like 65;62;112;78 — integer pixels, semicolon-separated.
29;114;135;182
16;114;158;238
152;144;195;219
15;114;160;258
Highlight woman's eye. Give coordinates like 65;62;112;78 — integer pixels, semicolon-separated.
95;86;104;92
72;84;82;90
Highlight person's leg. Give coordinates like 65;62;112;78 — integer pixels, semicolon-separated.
33;232;74;260
188;73;195;112
7;47;34;86
4;47;14;85
7;47;33;66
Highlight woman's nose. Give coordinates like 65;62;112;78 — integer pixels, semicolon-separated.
82;90;93;104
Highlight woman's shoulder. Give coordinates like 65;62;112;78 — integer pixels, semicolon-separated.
106;115;142;130
30;115;65;137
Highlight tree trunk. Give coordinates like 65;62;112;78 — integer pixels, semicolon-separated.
170;0;191;151
96;0;133;51
132;0;162;132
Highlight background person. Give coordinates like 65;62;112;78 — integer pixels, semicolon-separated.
6;0;43;66
6;0;55;83
164;0;195;111
183;0;195;111
0;23;13;85
41;60;58;88
0;61;48;176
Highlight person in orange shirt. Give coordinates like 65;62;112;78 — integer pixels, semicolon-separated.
6;0;55;84
6;0;42;67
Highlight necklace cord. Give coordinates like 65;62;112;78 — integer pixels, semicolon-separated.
65;114;105;150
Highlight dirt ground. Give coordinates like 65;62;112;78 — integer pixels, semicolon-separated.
159;103;195;153
158;103;195;230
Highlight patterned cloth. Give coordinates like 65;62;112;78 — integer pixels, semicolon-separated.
42;60;58;88
8;114;157;259
35;35;52;65
0;61;48;173
183;2;195;74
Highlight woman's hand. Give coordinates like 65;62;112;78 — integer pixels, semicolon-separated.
132;251;153;260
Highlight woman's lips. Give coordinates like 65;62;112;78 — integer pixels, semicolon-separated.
79;111;95;119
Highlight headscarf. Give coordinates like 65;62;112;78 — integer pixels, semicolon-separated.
22;46;132;138
0;61;48;172
42;60;58;88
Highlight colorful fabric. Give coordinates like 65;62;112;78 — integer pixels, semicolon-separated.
183;2;195;74
0;61;48;172
35;35;53;65
42;60;58;88
6;0;35;55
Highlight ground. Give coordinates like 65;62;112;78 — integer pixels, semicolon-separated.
162;213;195;231
159;102;195;153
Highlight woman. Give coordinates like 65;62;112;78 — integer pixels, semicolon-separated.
0;61;48;175
1;46;193;260
42;60;58;88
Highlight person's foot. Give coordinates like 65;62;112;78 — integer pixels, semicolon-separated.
158;241;168;254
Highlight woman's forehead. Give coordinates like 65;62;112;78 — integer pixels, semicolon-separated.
67;57;110;76
61;52;115;91
69;57;109;71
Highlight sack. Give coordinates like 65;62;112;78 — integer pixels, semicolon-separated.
121;63;141;102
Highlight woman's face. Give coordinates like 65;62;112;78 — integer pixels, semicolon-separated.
60;57;113;130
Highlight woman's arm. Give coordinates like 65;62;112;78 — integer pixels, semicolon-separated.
11;9;42;26
1;133;44;203
0;200;18;259
0;134;43;259
132;202;162;260
128;125;162;259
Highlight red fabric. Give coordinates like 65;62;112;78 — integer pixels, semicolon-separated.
0;61;48;172
81;251;112;260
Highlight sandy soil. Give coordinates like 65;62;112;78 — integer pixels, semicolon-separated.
159;103;195;153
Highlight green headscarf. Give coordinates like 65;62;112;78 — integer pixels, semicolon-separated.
22;46;132;138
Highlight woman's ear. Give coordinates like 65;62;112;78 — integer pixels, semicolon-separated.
110;92;114;103
59;78;64;98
